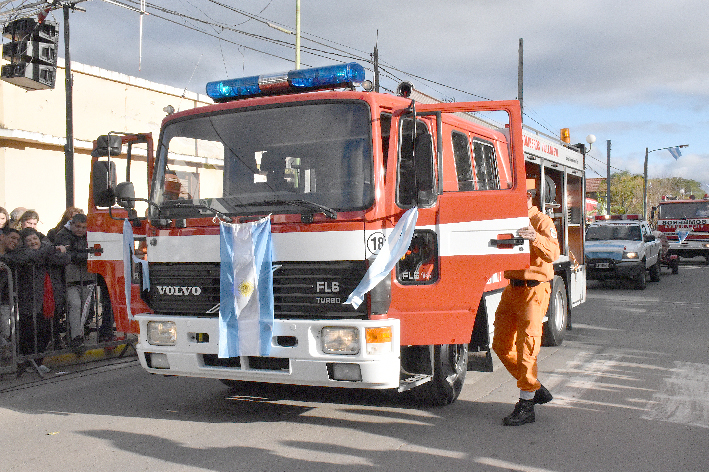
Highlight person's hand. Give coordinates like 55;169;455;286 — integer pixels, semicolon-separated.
517;225;537;241
55;245;67;253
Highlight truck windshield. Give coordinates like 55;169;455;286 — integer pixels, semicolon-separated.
658;202;709;219
586;225;642;241
151;101;374;219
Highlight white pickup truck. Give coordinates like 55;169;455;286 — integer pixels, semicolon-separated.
585;217;662;290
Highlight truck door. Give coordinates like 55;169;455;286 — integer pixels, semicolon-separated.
389;101;530;346
87;133;154;333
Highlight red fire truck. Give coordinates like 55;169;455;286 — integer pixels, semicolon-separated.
653;195;709;262
87;62;586;404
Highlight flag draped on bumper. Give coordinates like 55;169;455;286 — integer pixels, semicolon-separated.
344;207;418;309
219;216;274;358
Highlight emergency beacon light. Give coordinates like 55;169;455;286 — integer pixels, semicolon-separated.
206;62;366;102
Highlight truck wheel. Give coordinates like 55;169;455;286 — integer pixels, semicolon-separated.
542;276;567;347
635;265;647;290
649;261;661;282
420;344;468;406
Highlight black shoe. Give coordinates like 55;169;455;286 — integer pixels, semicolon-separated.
503;399;535;426
533;384;553;405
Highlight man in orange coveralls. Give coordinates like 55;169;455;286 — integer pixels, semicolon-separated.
492;177;560;426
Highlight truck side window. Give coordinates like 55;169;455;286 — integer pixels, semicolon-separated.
452;131;474;191
473;139;500;190
397;117;431;207
380;113;392;172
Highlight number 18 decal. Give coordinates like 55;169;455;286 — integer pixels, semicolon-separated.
366;231;385;256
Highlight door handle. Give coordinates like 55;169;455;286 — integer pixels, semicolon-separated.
490;235;525;248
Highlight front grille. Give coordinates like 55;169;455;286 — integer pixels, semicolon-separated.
147;261;367;319
148;263;221;314
273;261;367;319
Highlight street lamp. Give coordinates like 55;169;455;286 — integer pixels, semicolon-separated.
643;144;689;219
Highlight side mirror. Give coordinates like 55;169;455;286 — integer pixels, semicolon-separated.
115;182;136;209
650;206;656;220
414;133;435;206
91;135;123;157
92;160;116;207
644;234;656;242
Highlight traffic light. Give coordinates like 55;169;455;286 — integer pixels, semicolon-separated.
1;18;58;90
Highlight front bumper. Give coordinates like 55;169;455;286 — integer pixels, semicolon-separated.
586;259;643;280
668;241;709;259
135;315;401;389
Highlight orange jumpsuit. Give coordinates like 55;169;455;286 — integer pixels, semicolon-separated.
492;205;560;392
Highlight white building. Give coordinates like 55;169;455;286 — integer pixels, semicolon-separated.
0;58;212;233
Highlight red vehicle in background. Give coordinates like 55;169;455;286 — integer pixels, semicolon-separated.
653;195;709;264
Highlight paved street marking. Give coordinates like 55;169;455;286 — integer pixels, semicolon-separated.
642;361;709;429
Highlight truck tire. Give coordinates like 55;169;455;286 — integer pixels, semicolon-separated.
419;344;468;406
542;276;567;347
635;264;647;290
649;261;661;282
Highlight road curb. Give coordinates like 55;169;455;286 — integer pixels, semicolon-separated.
44;342;136;367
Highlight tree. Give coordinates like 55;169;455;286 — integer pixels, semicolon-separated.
595;173;704;219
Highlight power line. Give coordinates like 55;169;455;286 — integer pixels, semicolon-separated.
3;0;581;140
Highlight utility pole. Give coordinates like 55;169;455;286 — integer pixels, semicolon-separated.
518;38;523;122
294;0;301;69
372;41;379;93
606;140;611;215
63;3;74;208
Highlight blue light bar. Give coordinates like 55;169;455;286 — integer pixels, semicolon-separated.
206;62;366;102
288;62;365;89
205;75;259;100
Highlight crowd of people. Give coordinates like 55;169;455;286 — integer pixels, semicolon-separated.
0;206;114;373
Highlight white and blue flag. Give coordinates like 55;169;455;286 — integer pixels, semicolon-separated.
668;147;682;160
219;216;274;358
344;207;418;309
123;219;150;320
676;230;690;244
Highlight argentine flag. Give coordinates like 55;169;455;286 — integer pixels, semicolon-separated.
344;207;418;309
668;147;682;160
219;216;274;358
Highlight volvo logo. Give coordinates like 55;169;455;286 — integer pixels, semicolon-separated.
155;285;202;296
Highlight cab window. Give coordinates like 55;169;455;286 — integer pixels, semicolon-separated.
397;117;431;207
452;131;474;191
473;139;500;190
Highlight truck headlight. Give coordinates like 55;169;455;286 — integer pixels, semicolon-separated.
321;327;359;354
147;321;177;346
623;251;638;259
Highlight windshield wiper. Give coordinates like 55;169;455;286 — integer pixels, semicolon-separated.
261;199;338;219
160;201;234;222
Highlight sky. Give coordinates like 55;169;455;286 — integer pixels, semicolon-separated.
4;0;708;192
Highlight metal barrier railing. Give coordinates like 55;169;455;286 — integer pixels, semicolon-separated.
0;261;17;376
0;259;134;379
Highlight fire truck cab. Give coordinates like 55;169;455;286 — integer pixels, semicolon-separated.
86;63;586;405
653;195;709;262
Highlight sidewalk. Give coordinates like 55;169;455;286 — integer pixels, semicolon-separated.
0;336;137;390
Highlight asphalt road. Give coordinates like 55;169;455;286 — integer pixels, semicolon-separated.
1;261;708;471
